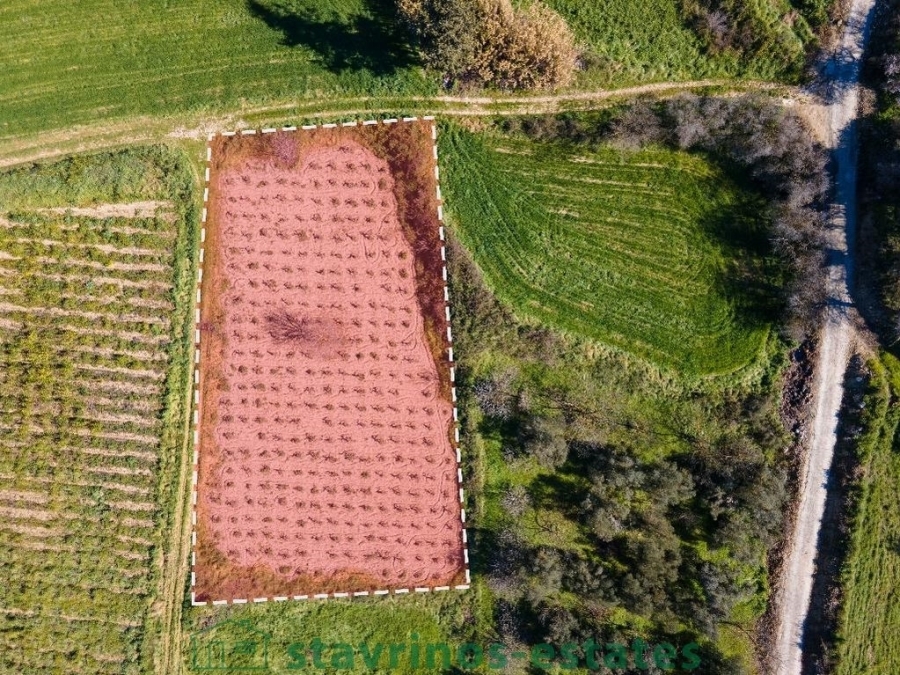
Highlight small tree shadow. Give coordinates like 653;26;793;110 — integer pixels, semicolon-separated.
246;0;418;76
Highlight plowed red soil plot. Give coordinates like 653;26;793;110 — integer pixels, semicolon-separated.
193;121;466;602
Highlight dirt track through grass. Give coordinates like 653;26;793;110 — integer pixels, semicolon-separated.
0;80;782;170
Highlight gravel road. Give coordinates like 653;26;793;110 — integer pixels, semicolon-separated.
772;2;877;673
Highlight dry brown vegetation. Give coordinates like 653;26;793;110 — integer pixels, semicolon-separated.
398;0;577;89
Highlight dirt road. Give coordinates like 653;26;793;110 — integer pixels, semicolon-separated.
772;1;877;673
0;80;781;169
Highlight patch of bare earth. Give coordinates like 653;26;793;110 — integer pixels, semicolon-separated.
195;123;463;601
34;201;173;220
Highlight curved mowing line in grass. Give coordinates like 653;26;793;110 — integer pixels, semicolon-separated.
439;126;771;378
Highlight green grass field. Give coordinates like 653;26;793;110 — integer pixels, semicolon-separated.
184;590;488;674
543;0;812;86
438;124;775;379
0;0;817;145
0;0;433;140
835;354;900;674
0;147;197;674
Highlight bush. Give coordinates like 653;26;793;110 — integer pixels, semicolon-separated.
521;414;569;468
500;484;531;518
473;368;518;419
398;0;485;77
398;0;576;90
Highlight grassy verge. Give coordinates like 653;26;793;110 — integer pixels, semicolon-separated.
182;588;489;674
0;80;781;172
544;0;816;87
834;353;900;674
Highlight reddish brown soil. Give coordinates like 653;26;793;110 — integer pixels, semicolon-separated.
195;123;463;601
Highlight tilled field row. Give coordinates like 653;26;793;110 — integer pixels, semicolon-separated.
191;117;470;604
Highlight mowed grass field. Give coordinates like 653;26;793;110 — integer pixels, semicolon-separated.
439;125;774;378
0;0;816;144
0;148;196;673
836;354;900;675
0;0;431;140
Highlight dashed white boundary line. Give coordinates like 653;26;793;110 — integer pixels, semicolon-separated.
190;116;470;607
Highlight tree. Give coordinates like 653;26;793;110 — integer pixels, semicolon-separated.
521;414;568;468
398;0;485;77
398;0;577;90
473;368;518;420
609;102;666;149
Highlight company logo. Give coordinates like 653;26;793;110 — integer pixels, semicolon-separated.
190;619;271;671
188;621;700;672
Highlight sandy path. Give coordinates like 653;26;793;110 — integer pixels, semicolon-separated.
35;201;172;220
772;1;876;673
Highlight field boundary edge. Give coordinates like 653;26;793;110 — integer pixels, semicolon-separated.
188;116;471;607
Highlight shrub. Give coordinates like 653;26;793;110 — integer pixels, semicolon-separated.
398;0;485;77
476;1;578;90
399;0;577;90
473;368;518;419
521;414;569;468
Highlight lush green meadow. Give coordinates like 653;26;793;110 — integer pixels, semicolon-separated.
0;147;196;673
0;0;821;145
0;0;433;140
438;124;774;379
